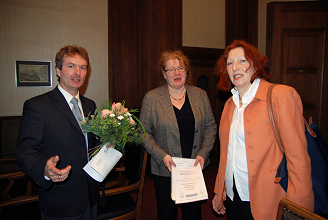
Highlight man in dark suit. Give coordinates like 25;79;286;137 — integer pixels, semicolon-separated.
15;45;99;219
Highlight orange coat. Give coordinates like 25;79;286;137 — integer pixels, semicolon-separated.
214;79;314;220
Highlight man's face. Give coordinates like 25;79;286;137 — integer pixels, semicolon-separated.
56;54;88;96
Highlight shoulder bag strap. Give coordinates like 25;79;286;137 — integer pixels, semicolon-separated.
267;84;316;152
304;117;316;138
267;84;285;154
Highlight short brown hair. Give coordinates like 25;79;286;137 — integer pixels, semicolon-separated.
55;45;89;70
214;40;270;91
158;50;193;85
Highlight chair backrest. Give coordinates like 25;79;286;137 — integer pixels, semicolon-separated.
276;198;328;220
0;116;39;219
0;116;22;159
0;116;22;175
98;143;148;220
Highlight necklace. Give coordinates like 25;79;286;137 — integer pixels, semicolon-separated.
169;87;186;101
239;95;243;105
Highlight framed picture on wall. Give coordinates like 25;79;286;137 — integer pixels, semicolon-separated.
15;60;51;87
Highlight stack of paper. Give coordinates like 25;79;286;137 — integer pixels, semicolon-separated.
171;157;208;204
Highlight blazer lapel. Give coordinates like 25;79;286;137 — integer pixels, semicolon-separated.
52;87;82;132
80;96;92;119
158;85;179;131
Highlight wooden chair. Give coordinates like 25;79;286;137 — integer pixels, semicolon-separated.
0;116;22;174
0;116;39;219
276;198;328;220
97;144;148;220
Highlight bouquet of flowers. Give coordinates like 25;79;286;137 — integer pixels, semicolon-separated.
81;101;144;159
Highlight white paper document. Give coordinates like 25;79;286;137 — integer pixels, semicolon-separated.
171;157;208;204
83;146;122;182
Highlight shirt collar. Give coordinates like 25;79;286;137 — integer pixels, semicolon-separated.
58;84;80;105
231;78;261;107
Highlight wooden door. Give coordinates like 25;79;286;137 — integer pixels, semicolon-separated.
266;1;328;144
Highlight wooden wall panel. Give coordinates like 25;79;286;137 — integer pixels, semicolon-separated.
108;0;139;108
109;0;182;110
225;0;258;47
138;0;182;105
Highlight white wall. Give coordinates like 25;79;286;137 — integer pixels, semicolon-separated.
0;0;108;116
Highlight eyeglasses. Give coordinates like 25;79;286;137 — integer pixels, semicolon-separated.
164;67;186;74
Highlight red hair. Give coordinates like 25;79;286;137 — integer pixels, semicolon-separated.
214;40;270;91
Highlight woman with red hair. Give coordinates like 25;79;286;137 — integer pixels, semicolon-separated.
212;40;313;219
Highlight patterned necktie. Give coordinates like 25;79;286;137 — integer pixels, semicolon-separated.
71;97;89;160
70;97;83;127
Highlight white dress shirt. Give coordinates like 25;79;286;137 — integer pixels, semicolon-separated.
225;78;260;201
58;85;85;119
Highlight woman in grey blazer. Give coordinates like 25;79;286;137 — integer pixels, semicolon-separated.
139;50;217;220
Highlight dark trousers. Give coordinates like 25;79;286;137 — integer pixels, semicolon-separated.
226;179;254;220
41;203;97;220
153;174;202;220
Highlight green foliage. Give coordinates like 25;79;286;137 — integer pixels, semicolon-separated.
81;101;144;158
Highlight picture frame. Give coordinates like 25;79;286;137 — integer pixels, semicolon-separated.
16;60;51;87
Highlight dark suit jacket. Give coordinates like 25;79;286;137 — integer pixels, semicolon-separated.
140;84;217;177
15;86;99;218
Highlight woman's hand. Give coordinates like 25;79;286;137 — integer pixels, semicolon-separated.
163;155;176;172
212;193;226;215
194;155;205;170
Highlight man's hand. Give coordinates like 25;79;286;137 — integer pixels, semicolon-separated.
163;155;176;172
194;155;205;170
44;155;71;182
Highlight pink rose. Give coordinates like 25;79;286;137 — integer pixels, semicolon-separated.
112;102;121;112
101;109;111;119
112;102;128;113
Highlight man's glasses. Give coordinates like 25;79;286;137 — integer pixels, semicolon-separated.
164;67;186;74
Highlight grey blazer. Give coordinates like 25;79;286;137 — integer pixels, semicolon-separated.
139;84;217;177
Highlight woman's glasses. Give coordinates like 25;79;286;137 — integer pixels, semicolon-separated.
164;67;186;74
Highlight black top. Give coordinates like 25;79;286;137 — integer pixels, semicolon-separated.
173;92;195;158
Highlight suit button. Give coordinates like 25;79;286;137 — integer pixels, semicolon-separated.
246;117;250;122
250;158;254;163
247;130;251;135
193;146;197;149
248;144;253;149
195;130;198;133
